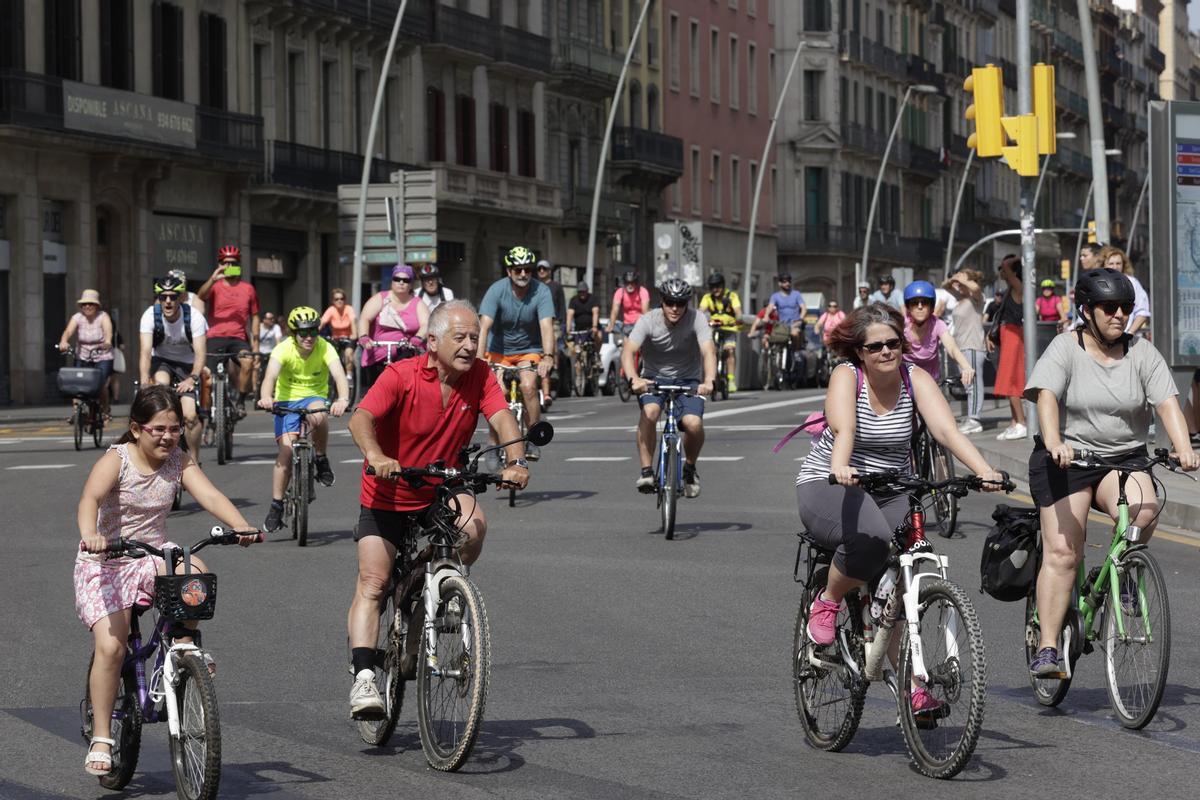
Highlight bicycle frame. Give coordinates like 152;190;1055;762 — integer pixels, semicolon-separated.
656;393;684;495
124;611;203;738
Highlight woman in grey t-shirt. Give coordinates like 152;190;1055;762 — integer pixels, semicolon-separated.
1023;268;1199;678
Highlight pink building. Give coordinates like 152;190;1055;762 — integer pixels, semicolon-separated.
660;0;778;305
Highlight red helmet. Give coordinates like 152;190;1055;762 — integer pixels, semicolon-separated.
218;245;241;263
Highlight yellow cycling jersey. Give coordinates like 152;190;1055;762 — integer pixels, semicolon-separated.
700;291;742;331
271;336;335;401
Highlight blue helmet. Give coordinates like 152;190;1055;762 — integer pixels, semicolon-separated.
903;280;937;304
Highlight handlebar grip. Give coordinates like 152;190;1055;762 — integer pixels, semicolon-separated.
365;466;376;476
827;473;838;485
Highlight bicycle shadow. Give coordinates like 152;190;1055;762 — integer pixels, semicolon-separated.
170;497;256;517
1013;684;1195;733
929;518;990;541
510;490;597;506
649;521;753;540
840;724;1011;781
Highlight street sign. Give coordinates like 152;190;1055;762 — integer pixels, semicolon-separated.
1150;101;1200;365
394;170;437;264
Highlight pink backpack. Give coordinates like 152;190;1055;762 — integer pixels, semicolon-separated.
772;364;914;453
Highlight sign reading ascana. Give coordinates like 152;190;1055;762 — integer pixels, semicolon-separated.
62;81;197;149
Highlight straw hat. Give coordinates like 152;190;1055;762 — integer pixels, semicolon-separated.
76;289;101;306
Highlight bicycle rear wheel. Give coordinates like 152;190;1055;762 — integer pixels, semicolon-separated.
1024;593;1073;705
169;653;221;800
1102;549;1170;729
74;405;85;450
214;381;228;465
927;440;959;538
660;439;678;539
572;353;587;397
896;577;986;779
84;655;143;791
793;579;866;751
358;590;405;745
617;370;632;402
416;574;491;771
293;453;310;547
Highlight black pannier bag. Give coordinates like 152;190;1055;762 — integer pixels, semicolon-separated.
979;504;1039;602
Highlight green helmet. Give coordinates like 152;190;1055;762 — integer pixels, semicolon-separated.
1040;279;1056;289
287;306;321;332
503;245;537;269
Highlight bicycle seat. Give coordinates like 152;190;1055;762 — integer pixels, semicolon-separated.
796;527;834;556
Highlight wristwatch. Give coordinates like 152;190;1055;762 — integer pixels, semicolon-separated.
510;458;529;469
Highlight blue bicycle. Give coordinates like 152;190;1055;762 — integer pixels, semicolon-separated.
644;382;694;540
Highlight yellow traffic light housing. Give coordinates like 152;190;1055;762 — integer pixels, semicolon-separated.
964;65;1005;157
1087;220;1097;244
1033;63;1057;155
1001;114;1040;177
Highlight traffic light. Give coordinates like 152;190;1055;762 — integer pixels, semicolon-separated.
964;65;1005;157
1087;220;1097;244
1000;114;1040;177
1033;63;1057;155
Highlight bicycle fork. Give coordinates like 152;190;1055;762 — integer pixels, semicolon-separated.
158;642;202;738
421;563;470;676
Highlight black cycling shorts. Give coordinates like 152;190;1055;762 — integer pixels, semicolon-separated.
354;497;474;550
150;356;194;384
1028;441;1148;508
207;337;252;359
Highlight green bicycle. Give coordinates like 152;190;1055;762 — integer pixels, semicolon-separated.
1024;448;1189;729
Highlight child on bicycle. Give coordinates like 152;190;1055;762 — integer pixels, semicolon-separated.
74;384;258;776
257;306;351;532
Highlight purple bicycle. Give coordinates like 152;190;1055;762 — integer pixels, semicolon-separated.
79;526;260;798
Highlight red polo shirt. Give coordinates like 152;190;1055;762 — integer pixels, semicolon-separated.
358;356;507;511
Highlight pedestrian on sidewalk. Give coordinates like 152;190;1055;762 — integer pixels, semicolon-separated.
945;269;987;434
988;255;1027;440
1099;246;1151;338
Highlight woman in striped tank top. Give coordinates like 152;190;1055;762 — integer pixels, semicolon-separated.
796;304;1003;708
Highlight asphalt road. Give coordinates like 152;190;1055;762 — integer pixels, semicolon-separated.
3;388;1200;799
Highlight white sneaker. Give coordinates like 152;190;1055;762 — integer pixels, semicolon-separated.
349;670;385;719
957;418;984;435
997;423;1027;441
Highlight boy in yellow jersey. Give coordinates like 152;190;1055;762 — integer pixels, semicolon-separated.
699;272;742;392
257;306;351;532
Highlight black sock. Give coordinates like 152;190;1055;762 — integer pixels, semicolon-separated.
351;647;375;676
640;467;653;477
270;499;284;511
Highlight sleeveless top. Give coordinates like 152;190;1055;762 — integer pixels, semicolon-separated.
78;443;186;564
1036;294;1062;322
363;291;423;366
796;363;916;485
73;311;114;362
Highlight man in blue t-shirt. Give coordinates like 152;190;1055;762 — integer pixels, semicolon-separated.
478;245;556;459
762;273;808;351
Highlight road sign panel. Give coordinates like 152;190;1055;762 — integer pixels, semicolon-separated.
404;249;437;263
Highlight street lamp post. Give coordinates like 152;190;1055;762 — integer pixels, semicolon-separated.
860;84;938;287
741;39;832;310
943;148;976;281
1030;131;1077;216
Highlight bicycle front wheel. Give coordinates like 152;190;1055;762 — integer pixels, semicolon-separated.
74;405;85;450
358;590;405;745
293;454;310;547
572;353;587;397
92;402;104;448
1102;548;1170;729
793;582;866;751
214;382;228;465
896;578;986;780
617;371;632;402
661;439;678;539
169;653;221;800
416;574;491;771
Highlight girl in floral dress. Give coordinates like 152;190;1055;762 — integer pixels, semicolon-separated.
74;385;258;776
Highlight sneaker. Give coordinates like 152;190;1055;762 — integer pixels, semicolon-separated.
957;418;983;435
806;595;842;646
315;455;335;487
264;501;284;533
727;377;738;393
481;449;504;473
682;463;700;498
349;669;385;719
525;442;541;462
996;422;1028;441
911;685;948;715
1029;646;1061;677
636;467;655;494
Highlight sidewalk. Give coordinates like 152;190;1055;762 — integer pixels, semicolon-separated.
966;403;1200;538
0;402;131;426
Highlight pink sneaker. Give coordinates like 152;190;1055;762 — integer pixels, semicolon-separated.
910;686;946;716
806;595;842;646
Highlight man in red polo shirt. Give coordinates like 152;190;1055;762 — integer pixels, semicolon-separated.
344;298;529;718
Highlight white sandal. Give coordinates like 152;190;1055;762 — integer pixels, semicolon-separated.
84;736;115;776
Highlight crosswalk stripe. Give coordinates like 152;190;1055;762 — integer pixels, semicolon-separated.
565;456;630;462
7;464;74;470
698;456;744;461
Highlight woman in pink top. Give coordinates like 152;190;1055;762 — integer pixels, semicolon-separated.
58;289;115;417
1035;279;1067;325
815;300;846;345
74;385;257;776
605;270;651;336
901;281;975;386
357;263;430;387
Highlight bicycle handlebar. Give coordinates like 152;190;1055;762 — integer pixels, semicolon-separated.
263;403;329;417
365;463;507;490
85;525;263;557
641;381;696;395
827;469;1016;496
1069;447;1189;476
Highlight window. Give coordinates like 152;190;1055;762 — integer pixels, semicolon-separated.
672;178;682;211
99;0;133;90
252;43;268;117
690;147;702;213
689;20;700;97
803;71;823;120
731;157;741;222
0;0;24;70
288;53;306;143
729;35;740;110
647;0;658;66
628;0;640;63
711;152;722;219
490;103;509;172
456;95;477;166
517;109;535;177
199;13;227;109
647;84;660;131
152;1;183;99
749;161;759;222
45;0;81;80
321;62;337;148
749;0;757;16
669;13;680;90
768;50;776;107
611;1;623;52
354;68;368;151
426;87;446;161
710;28;720;102
747;43;757;114
864;86;873;129
803;0;831;31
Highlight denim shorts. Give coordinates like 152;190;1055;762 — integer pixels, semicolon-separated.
273;397;326;438
638;377;705;419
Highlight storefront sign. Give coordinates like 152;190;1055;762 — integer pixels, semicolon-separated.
256;255;284;275
62;81;197;149
153;214;214;276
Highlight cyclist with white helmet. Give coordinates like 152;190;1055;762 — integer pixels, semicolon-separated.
902;280;975;387
416;263;455;311
257;306;350;532
138;274;208;459
624;278;716;498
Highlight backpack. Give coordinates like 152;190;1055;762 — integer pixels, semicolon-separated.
153;302;193;348
772;364;917;452
979;504;1040;602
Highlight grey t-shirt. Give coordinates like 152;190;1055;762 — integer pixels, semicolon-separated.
1024;332;1176;454
629;307;711;381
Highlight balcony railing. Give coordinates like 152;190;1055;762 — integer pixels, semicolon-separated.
294;0;430;37
611;127;684;175
497;25;552;73
998;0;1015;15
1032;0;1054;30
431;4;499;60
264;140;406;192
974;0;1000;20
777;225;941;263
1052;31;1084;63
554;37;623;84
433;163;561;220
567;185;622;227
1145;46;1166;74
197;107;263;163
906;54;943;91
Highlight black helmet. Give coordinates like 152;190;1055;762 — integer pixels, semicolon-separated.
621;269;639;284
1075;268;1134;310
777;272;792;282
153;274;186;295
419;263;440;278
879;274;895;286
707;272;725;287
659;278;693;303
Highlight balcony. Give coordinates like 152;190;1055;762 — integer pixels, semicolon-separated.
841;122;888;155
263;140;406;193
906;54;944;92
942;220;988;244
1032;1;1054;30
777;225;862;256
431;163;561;222
996;57;1018;89
1145;46;1166;74
497;25;552;73
610;127;684;188
552;37;622;97
974;0;1000;21
291;0;432;39
1052;31;1084;64
430;4;499;60
860;36;906;76
1056;87;1088;119
565;185;623;229
903;142;944;177
0;70;263;165
902;0;932;12
1101;49;1123;76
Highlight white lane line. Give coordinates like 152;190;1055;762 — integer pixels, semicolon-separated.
341;458;363;464
565;456;630;462
698;456;745;462
702;394;824;419
236;460;277;466
7;464;75;470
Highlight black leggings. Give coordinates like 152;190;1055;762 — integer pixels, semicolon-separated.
796;480;909;581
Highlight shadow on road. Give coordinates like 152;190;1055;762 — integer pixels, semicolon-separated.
841;724;1010;781
512;490;597;506
650;521;754;539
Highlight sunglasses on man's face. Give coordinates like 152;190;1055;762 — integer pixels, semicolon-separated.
158;294;179;302
1095;301;1134;316
860;337;903;354
510;267;532;275
662;299;688;309
295;330;318;339
333;296;346;302
906;298;933;308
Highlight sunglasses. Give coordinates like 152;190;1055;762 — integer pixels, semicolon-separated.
906;298;933;308
392;276;412;283
139;423;182;438
510;267;532;275
860;337;903;354
295;330;318;338
1095;301;1134;316
157;294;179;302
662;299;688;308
333;296;346;301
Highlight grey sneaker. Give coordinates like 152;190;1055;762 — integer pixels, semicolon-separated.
1029;646;1060;677
525;442;541;462
349;670;385;719
636;468;655;493
682;463;700;499
480;449;504;473
957;418;983;435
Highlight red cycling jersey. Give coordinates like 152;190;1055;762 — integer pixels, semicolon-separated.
611;286;649;326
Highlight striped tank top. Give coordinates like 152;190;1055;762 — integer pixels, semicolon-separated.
796;363;916;485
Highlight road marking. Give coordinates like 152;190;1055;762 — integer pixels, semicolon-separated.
565;456;630;462
341;458;364;464
698;456;744;462
6;464;75;470
1003;489;1200;548
702;394;825;420
236;460;277;466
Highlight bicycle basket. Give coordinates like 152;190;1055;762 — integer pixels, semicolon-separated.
57;367;106;398
154;573;218;620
